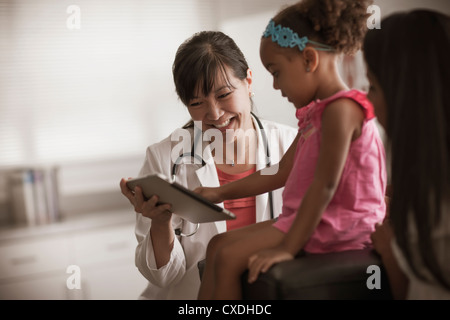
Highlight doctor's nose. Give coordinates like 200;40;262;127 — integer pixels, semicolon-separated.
205;101;224;121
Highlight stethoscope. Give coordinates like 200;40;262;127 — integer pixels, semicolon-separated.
172;112;274;237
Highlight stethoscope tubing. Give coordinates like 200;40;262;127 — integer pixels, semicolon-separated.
172;113;274;236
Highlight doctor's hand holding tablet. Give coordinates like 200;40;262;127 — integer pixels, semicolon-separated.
122;174;236;224
120;177;173;223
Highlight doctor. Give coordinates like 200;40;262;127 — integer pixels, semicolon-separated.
120;31;297;299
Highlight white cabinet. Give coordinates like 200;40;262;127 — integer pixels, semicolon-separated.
81;264;146;300
0;211;147;300
0;273;69;300
71;224;147;300
0;236;70;280
72;226;136;268
0;236;71;300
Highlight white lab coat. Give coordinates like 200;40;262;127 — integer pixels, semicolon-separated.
134;116;297;299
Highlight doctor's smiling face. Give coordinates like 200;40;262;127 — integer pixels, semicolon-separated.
187;66;254;136
172;31;257;144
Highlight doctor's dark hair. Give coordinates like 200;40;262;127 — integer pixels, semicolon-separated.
364;10;450;290
172;31;250;108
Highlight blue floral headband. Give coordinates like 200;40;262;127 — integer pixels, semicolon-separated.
262;19;334;52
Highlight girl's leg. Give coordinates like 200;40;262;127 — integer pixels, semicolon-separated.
198;220;275;300
212;224;284;299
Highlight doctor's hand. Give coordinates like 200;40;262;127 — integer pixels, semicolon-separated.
247;247;294;284
120;178;172;223
193;186;224;204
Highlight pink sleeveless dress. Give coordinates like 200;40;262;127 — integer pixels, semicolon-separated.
273;89;387;253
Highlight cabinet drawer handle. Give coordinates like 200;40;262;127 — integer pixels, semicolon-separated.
11;255;37;266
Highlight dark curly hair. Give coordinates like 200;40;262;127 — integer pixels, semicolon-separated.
271;0;373;54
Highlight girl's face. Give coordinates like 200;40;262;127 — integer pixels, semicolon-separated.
259;38;315;108
366;68;387;129
187;66;254;135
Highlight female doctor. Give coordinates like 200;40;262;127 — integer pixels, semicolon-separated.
120;31;297;299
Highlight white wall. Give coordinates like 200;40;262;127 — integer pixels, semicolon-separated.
0;0;218;168
374;0;450;16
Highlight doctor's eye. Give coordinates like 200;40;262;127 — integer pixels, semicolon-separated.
189;101;202;107
217;91;232;99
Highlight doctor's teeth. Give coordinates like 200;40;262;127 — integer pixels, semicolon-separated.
214;119;230;128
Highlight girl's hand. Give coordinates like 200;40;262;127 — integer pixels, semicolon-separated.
193;186;224;204
247;247;294;283
120;178;172;224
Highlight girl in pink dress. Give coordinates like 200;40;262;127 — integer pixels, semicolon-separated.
196;0;386;299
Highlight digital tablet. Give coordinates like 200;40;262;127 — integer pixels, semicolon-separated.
126;174;236;224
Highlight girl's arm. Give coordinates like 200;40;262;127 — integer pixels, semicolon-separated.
195;132;300;203
248;99;365;281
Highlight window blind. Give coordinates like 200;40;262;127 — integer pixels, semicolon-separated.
0;0;217;167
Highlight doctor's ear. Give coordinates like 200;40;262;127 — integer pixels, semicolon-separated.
246;68;253;89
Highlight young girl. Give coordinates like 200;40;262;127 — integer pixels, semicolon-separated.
196;0;386;299
366;10;450;299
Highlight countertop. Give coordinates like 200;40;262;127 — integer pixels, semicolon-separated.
0;208;136;243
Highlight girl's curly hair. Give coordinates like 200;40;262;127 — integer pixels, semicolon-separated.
272;0;373;54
